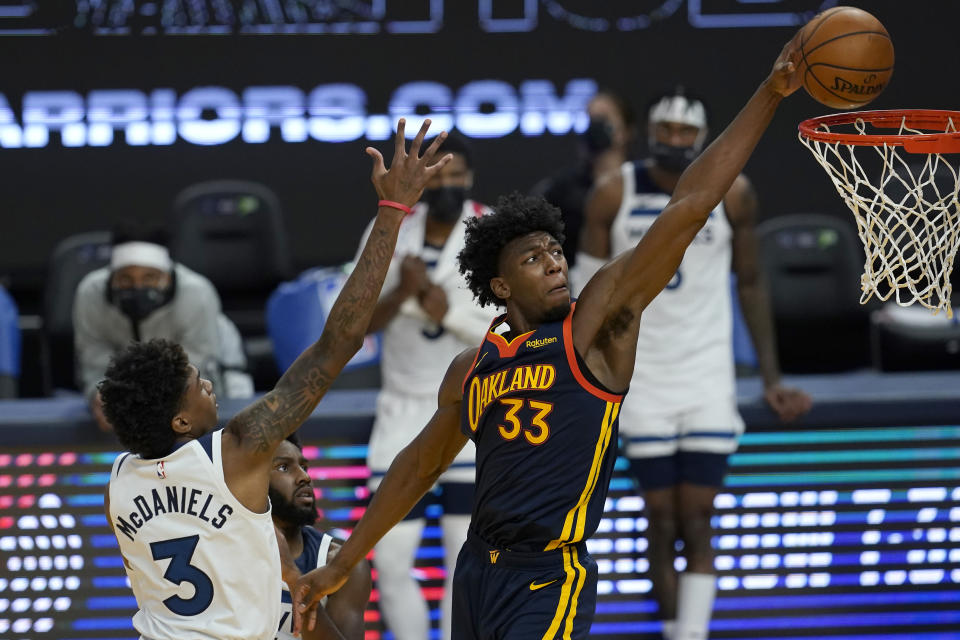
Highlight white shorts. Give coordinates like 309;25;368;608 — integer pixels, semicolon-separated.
619;393;745;459
367;389;476;490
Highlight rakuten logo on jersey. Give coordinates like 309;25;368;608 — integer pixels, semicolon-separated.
0;79;597;148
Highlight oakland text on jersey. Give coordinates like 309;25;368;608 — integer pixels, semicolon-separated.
466;363;557;431
113;485;234;541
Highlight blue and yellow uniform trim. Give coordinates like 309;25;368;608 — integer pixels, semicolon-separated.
454;303;624;639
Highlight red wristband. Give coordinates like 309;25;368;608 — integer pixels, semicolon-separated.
378;200;413;215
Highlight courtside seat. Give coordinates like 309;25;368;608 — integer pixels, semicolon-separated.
871;303;960;371
267;266;382;390
170;181;293;389
757;213;874;373
42;231;112;393
0;285;20;398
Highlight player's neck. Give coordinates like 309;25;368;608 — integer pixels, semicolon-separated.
502;307;540;337
279;522;305;558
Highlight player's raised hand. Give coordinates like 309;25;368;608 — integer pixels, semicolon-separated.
768;28;803;97
292;564;350;634
764;384;812;423
367;118;453;209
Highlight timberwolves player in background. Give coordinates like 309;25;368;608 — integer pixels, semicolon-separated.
295;34;806;639
357;133;492;640
580;89;811;640
271;434;370;639
101;120;451;640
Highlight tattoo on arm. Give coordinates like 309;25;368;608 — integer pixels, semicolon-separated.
235;356;336;453
229;213;403;454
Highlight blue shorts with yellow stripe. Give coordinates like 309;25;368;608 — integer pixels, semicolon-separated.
452;531;598;640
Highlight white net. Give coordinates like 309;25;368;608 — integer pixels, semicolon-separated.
799;114;960;317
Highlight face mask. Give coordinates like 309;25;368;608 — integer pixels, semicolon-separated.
582;118;613;154
111;287;169;322
422;186;467;223
650;141;699;173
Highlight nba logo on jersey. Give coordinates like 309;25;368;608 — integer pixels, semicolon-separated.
156;461;166;479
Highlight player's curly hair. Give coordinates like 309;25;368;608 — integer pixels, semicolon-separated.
458;192;565;308
99;339;191;459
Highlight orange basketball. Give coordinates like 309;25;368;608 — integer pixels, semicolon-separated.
798;6;894;110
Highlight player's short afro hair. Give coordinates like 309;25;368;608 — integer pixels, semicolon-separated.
99;339;191;460
458;192;565;308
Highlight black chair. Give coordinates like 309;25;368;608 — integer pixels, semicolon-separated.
42;231;112;393
757;213;875;372
871;311;960;371
169;181;291;389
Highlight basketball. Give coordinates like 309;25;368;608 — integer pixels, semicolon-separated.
798;6;894;110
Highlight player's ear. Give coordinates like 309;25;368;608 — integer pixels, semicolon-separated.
490;277;510;302
171;413;191;436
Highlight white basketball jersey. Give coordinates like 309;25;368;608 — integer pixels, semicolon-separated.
610;161;737;411
276;527;333;640
356;200;493;397
108;429;281;640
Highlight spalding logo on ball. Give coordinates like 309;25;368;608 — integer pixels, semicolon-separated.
798;6;895;110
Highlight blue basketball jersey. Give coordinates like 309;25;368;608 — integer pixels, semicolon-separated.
460;304;624;552
277;526;334;640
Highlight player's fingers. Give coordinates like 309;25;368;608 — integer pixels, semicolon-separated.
291;593;303;635
307;605;318;632
392;118;407;163
419;128;447;165
366;147;387;178
408;118;432;160
424;152;454;176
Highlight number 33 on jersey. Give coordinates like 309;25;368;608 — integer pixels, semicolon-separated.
461;304;625;550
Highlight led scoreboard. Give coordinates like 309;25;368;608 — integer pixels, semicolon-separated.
1;420;958;639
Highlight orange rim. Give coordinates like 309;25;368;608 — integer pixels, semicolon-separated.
798;109;960;154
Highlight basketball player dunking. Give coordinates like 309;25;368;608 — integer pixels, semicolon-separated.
101;120;451;640
295;34;805;639
580;87;811;640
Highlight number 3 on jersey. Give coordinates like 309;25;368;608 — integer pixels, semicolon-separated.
150;535;214;616
498;398;553;445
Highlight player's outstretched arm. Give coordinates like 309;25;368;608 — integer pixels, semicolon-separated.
573;34;802;383
291;349;475;634
223;120;453;509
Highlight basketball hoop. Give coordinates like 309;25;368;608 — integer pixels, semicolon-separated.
799;109;960;317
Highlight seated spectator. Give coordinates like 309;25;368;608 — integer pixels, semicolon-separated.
73;221;252;432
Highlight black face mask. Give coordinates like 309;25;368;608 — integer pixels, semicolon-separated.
422;186;467;223
111;286;170;322
582;118;613;154
650;141;698;173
